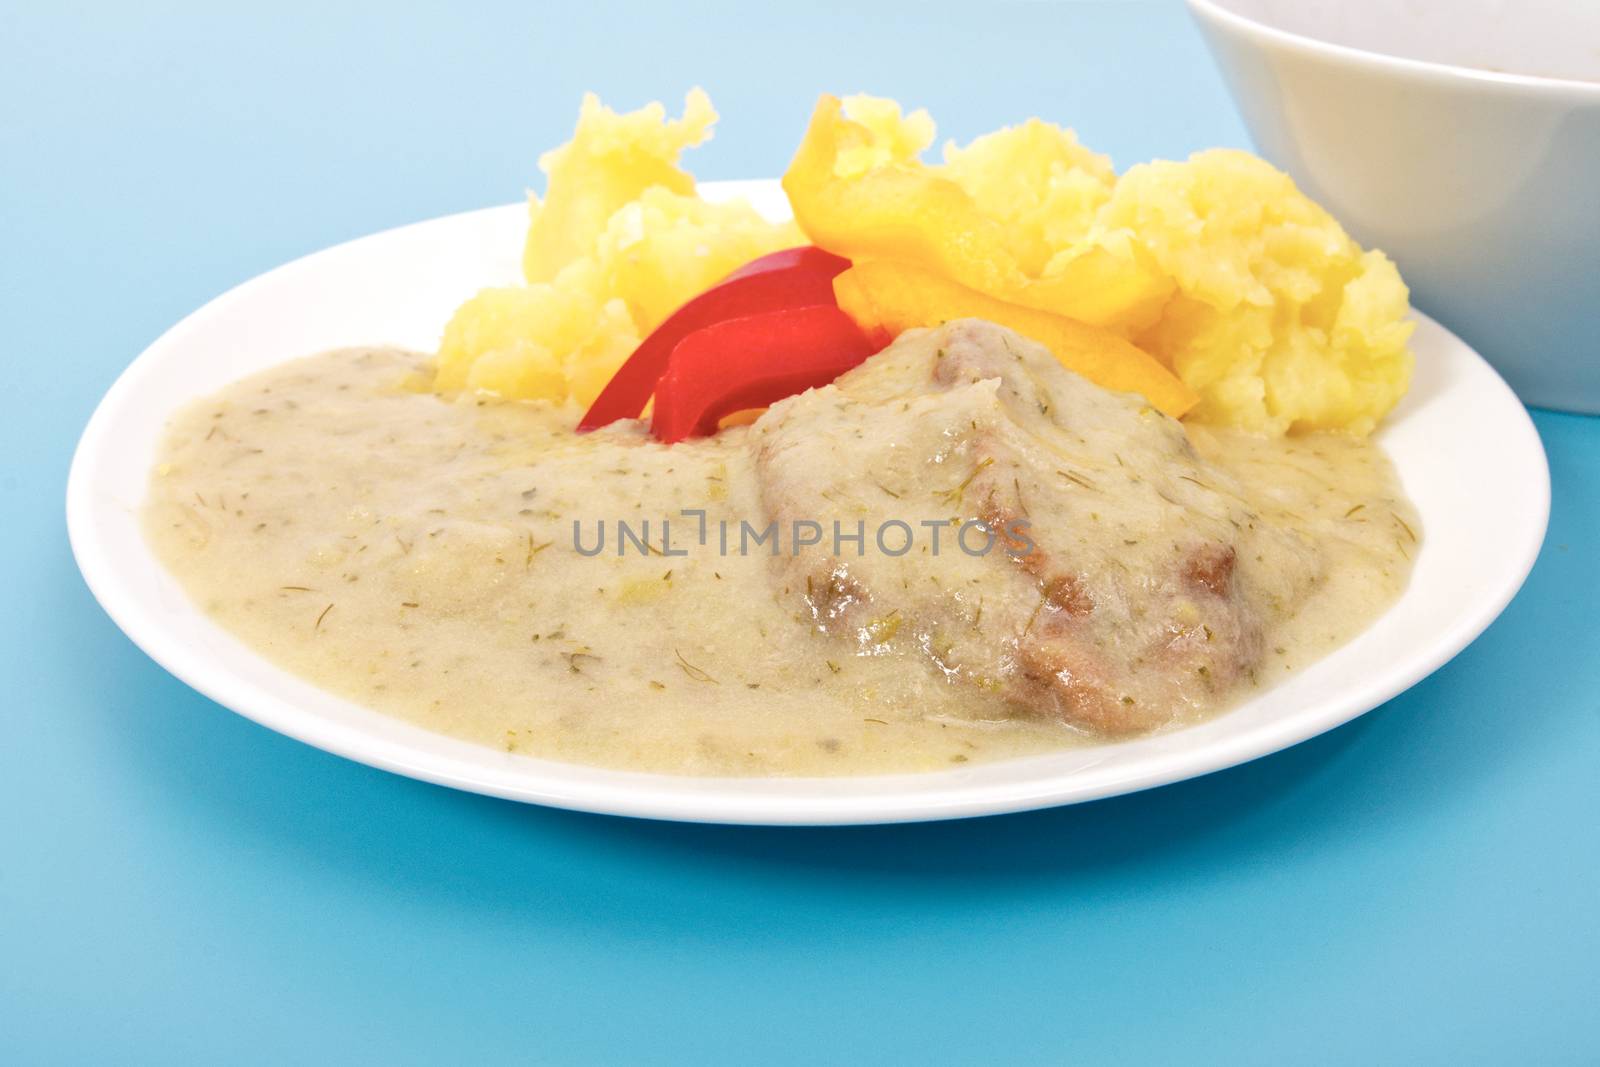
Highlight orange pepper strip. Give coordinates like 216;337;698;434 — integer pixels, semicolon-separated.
833;260;1199;420
716;407;767;429
782;95;1172;332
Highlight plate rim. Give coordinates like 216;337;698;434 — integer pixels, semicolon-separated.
66;182;1552;825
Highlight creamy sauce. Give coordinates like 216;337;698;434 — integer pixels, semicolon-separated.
144;339;1418;776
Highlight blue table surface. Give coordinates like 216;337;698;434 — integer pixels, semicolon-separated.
4;2;1596;1062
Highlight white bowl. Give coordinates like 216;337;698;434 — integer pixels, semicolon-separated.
1188;0;1600;414
66;182;1550;824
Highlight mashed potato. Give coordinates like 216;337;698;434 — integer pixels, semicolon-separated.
439;90;1412;435
1102;150;1413;434
436;90;802;406
789;94;1414;435
939;118;1117;278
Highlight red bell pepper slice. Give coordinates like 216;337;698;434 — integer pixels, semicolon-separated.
649;305;874;443
718;245;845;284
577;246;851;431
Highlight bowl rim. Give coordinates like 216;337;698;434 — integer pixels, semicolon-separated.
1186;0;1600;99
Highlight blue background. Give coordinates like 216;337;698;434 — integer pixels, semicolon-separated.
4;1;1596;1062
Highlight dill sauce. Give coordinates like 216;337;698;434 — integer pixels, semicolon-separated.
143;347;1416;776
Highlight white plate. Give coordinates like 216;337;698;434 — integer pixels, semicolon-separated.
66;180;1550;825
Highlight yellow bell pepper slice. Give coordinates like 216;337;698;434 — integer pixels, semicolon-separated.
834;259;1199;419
782;95;1172;332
